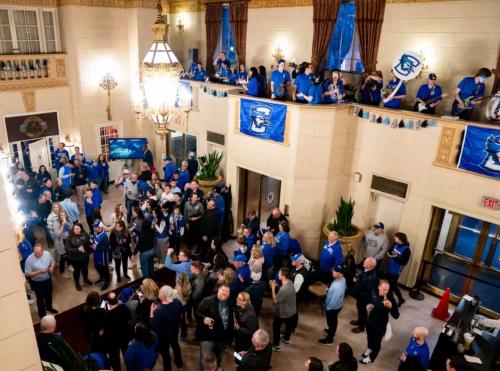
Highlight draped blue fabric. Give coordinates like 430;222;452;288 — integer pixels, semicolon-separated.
214;5;238;63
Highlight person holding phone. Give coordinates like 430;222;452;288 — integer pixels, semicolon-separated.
236;329;272;371
24;243;57;318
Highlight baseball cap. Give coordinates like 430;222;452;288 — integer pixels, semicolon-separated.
373;222;385;230
429;73;437;80
291;253;303;262
119;287;134;303
333;265;345;274
232;254;247;263
163;156;173;161
122;169;130;175
93;220;104;228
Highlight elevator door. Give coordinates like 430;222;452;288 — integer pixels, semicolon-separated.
240;169;281;229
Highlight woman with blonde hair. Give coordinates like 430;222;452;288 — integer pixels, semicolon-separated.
249;245;264;273
174;272;192;341
136;278;159;325
234;291;258;352
261;231;276;279
109;203;127;231
56;209;72;274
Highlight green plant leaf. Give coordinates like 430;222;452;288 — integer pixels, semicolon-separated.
195;151;224;181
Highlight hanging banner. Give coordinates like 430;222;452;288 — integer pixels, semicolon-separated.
458;125;500;178
239;98;287;143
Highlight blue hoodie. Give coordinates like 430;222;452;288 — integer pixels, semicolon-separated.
165;255;192;282
319;240;344;273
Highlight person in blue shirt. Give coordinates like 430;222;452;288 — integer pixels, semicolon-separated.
323;70;345;104
177;160;190;191
54;142;70;171
387;232;411;307
86;161;99;185
96;154;109;194
233;254;251;293
89;181;103;208
258;65;267;97
275;220;291;258
383;70;406;109
188;61;198;77
168;205;185;253
228;64;239;85
193;62;207;81
319;231;344;284
162;156;176;182
211;187;225;225
261;232;276;280
70;146;86;164
219;60;230;81
84;189;99;233
239;64;248;82
124;323;158;371
165;247;192;283
92;220;110;290
414;73;443;114
270;59;291;101
213;51;229;75
245;67;260;97
318;265;347;345
399;327;430;371
242;226;256;251
17;232;33;272
303;75;323;104
58;158;73;196
293;63;313;103
452;67;492;120
36;165;51;185
361;70;383;106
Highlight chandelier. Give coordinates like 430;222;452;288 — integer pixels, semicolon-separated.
136;0;191;144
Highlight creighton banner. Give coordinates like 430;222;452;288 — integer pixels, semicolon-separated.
458;125;500;178
240;98;287;143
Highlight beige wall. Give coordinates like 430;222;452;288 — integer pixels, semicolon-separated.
168;11;206;67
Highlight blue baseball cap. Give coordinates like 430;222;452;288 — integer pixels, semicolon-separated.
232;254;247;263
93;220;104;228
163;156;173;161
291;253;303;262
119;287;134;303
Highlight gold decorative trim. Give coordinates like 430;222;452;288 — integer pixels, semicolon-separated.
0;79;68;92
56;0;156;7
0;0;57;6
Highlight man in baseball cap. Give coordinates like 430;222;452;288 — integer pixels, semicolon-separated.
92;219;110;290
318;265;347;345
362;222;389;264
414;72;443;114
232;254;250;289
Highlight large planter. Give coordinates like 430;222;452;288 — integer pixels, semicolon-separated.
197;175;223;197
322;224;364;263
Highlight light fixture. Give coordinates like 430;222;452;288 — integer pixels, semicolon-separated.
176;18;184;33
99;72;118;120
135;0;191;154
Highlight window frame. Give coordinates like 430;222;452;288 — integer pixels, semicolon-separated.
0;5;60;55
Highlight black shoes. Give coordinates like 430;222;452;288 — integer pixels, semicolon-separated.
101;282;110;291
47;308;59;314
75;284;82;291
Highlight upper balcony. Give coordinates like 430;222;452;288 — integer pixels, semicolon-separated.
0;53;68;92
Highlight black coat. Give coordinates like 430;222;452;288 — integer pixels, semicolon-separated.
350;268;378;303
196;294;234;343
266;213;287;235
109;230;132;257
104;304;131;347
201;208;220;240
149;300;183;345
234;304;259;352
329;358;358;371
237;344;273;371
65;232;91;261
243;216;260;236
366;294;400;334
190;272;208;305
244;281;267;317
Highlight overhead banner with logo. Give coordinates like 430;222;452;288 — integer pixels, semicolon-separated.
458;125;500;179
239;98;287;143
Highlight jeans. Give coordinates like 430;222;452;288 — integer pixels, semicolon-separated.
366;323;385;361
125;197;139;223
71;257;89;287
272;315;294;346
199;340;225;371
325;307;342;341
160;340;183;371
99;175;109;193
140;249;155;278
30;278;53;318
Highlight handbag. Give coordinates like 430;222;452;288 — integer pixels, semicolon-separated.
383;322;392;341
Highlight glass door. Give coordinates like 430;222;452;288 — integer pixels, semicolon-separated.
425;208;500;314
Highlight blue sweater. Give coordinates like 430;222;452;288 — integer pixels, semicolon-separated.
262;243;275;269
124;332;158;371
84;197;99;217
93;231;109;266
319;240;344;273
165;255;192;282
403;337;430;369
275;231;290;256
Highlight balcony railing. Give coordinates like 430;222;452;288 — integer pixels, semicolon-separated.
0;53;68;91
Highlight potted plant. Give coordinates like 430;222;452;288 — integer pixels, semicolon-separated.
323;196;364;260
195;151;224;195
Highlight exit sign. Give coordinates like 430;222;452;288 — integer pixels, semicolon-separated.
481;196;500;210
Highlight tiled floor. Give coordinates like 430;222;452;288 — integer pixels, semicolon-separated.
30;187;451;370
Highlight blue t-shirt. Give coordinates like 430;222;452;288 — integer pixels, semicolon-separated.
457;76;485;102
228;72;239;85
416;84;443;103
54;149;69;169
319;240;344;273
383;79;406;109
219;67;229;78
322;79;345;104
194;69;207;81
163;162;176;182
247;77;259;96
308;85;323;104
404;338;430;369
295;73;313;102
239;70;248;81
270;70;291;98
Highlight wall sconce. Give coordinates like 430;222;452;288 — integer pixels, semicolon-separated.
353;172;362;183
99;72;118;121
176;18;184;33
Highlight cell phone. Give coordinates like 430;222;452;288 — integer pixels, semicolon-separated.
234;352;242;361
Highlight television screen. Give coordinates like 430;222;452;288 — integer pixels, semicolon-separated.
109;138;147;160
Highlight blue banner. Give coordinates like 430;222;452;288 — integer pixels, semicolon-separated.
239;98;287;143
458;125;500;178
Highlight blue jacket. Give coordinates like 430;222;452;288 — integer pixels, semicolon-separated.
261;243;275;269
214;194;225;224
244;233;256;251
403;337;430;369
92;188;103;208
86;163;99;183
96;162;109;178
319;240;344;273
93;231;109;266
54;149;69;170
59;165;73;187
124;332;158;371
275;231;290;256
236;264;251;288
18;239;33;262
168;213;186;237
163;162;176;182
387;242;411;276
165;255;192;282
177;169;190;191
84;197;99;217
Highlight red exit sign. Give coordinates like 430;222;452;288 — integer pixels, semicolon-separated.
481;196;500;210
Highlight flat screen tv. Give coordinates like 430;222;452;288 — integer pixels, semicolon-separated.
109;138;147;160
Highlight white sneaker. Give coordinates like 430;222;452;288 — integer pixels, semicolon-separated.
68;266;74;273
359;356;373;365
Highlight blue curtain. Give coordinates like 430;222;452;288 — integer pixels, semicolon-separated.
215;5;238;63
327;2;363;72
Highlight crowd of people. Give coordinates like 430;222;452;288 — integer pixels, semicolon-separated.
186;51;493;121
12;143;471;371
